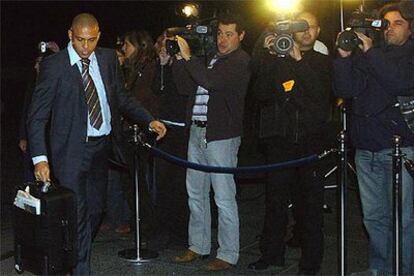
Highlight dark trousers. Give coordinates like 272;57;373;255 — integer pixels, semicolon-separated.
154;127;189;242
122;144;157;238
259;137;324;272
73;137;109;275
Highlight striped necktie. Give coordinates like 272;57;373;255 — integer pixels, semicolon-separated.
81;58;103;130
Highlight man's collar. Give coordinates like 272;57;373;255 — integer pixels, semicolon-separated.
215;47;242;59
67;41;96;66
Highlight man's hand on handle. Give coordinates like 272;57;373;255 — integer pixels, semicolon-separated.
34;161;50;182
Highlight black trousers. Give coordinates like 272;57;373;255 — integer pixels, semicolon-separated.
73;136;109;275
259;137;324;272
154;126;189;242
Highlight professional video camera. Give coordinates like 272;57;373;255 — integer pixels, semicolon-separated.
267;19;309;57
165;19;217;57
337;8;388;51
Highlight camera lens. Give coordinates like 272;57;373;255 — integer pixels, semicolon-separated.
271;34;294;56
165;40;180;56
338;30;360;51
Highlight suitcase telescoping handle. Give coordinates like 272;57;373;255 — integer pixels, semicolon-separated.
33;180;56;193
41;181;52;193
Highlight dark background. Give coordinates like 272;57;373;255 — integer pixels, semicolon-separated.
1;0;388;208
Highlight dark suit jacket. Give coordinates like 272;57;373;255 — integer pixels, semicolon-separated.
27;47;153;189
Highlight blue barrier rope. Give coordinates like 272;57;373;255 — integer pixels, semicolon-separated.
146;144;332;175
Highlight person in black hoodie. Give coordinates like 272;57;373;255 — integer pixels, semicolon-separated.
149;32;190;250
248;12;332;275
333;3;414;275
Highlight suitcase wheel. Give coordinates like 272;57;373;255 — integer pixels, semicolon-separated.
14;264;24;274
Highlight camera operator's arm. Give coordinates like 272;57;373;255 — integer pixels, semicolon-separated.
251;32;274;72
333;32;369;98
366;52;414;93
289;42;303;62
290;51;332;120
172;58;198;97
358;31;414;93
175;36;251;104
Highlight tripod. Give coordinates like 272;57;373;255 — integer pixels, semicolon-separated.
322;105;357;213
118;125;158;263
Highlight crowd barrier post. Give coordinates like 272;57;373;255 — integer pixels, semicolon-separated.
118;124;158;263
337;130;347;276
392;135;403;276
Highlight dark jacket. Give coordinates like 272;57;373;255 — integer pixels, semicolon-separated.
124;60;159;118
252;49;332;144
152;62;188;123
333;40;414;151
27;47;153;190
172;48;251;142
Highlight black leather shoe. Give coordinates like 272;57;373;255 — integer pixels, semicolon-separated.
248;258;270;270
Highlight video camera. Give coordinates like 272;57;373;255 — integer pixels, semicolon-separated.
268;19;309;56
165;19;217;57
337;9;388;51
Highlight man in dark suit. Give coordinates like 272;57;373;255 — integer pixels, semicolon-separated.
27;13;166;275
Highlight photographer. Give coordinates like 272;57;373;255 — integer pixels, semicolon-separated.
248;12;332;275
171;13;251;271
149;32;190;250
333;3;414;275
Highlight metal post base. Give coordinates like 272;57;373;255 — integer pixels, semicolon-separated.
118;248;159;263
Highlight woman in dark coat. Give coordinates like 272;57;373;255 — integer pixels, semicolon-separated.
120;30;159;239
122;30;159;116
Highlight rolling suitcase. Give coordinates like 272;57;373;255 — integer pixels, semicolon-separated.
13;181;77;275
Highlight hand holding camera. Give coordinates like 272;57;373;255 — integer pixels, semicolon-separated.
336;31;373;57
265;19;309;57
355;32;373;53
263;33;302;61
263;33;276;51
175;35;192;61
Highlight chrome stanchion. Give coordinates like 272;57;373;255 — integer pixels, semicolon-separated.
337;131;347;276
118;125;158;263
392;135;403;276
337;105;348;276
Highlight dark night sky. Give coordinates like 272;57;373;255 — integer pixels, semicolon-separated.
1;0;389;124
1;0;356;68
2;0;392;69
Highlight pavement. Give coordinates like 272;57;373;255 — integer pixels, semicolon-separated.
0;160;370;276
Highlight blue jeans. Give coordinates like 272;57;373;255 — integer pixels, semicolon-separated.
355;148;414;275
186;125;241;264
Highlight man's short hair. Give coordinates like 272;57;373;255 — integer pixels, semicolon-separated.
294;11;320;27
217;13;245;34
380;2;407;20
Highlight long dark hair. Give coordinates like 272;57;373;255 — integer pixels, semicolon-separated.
123;30;156;89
